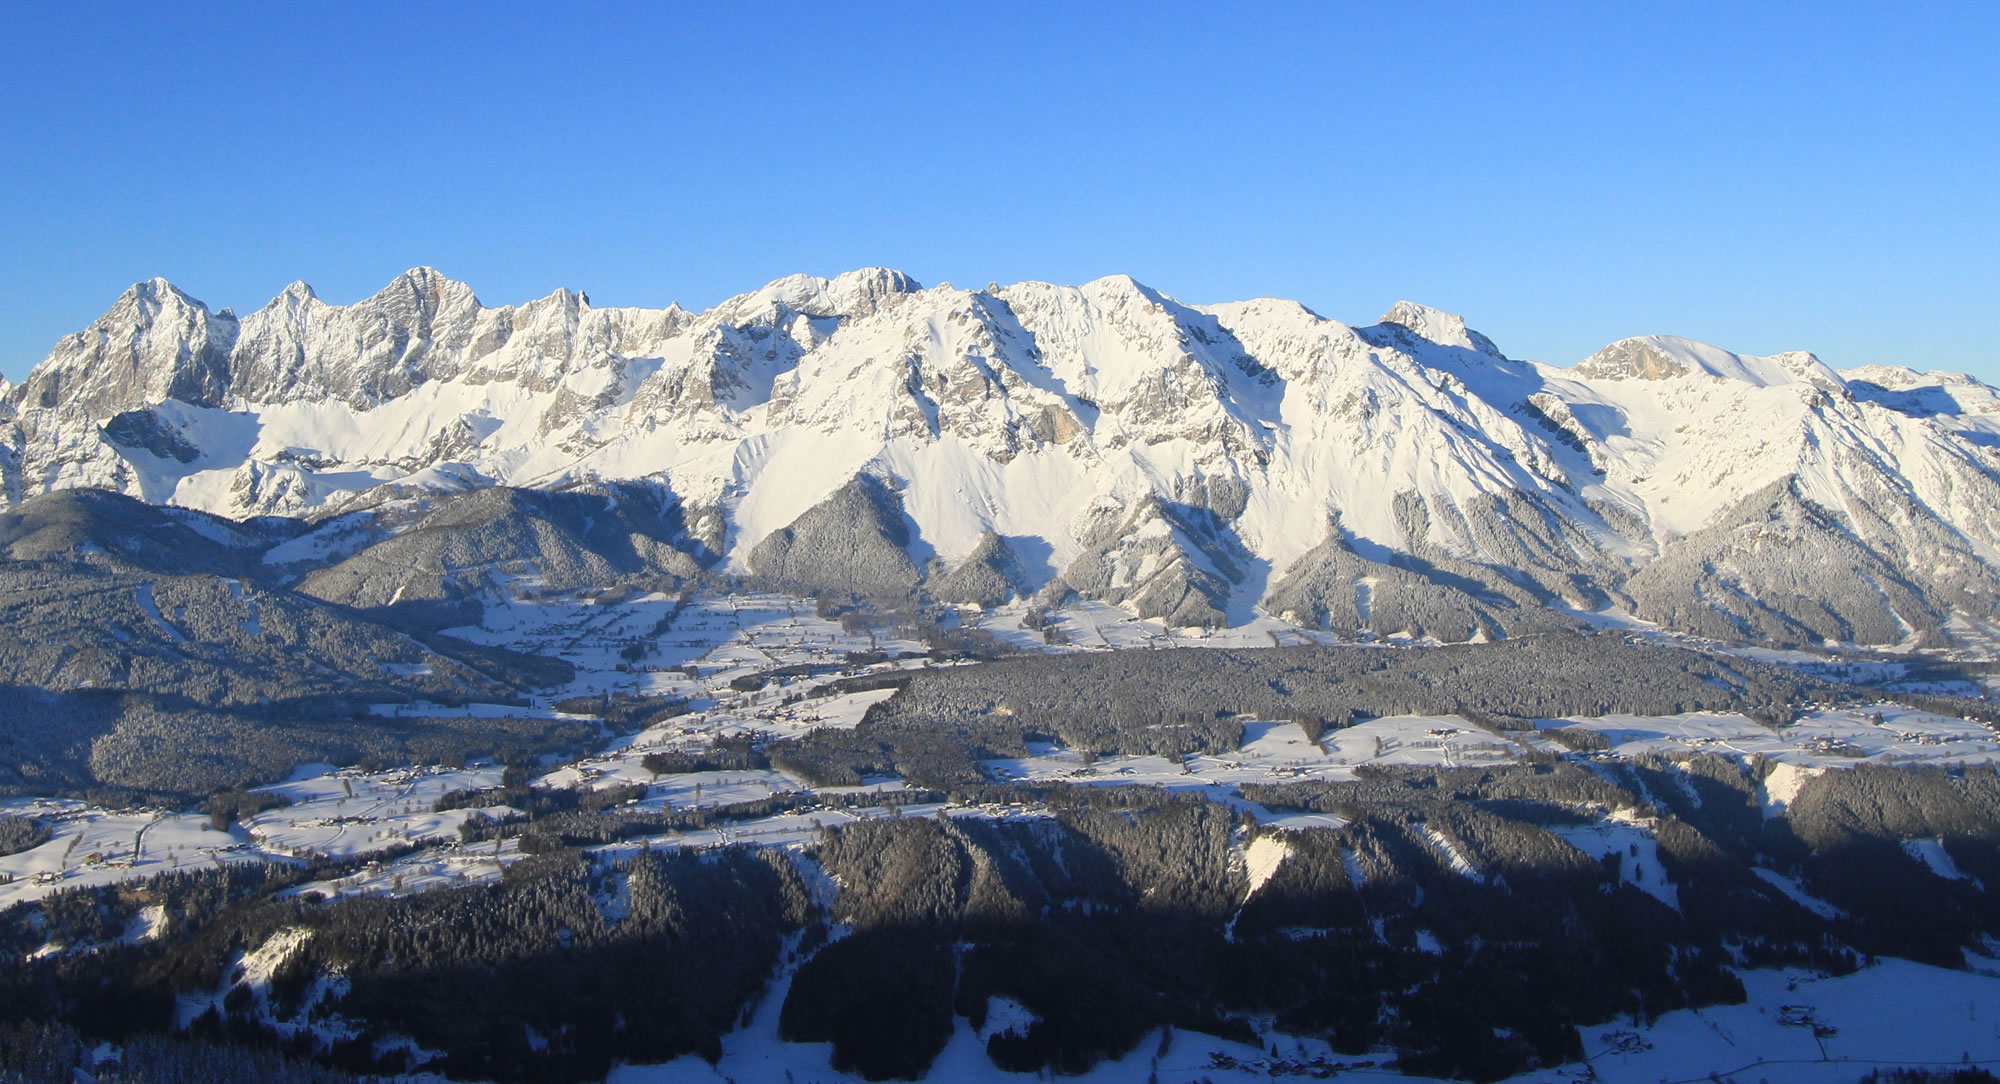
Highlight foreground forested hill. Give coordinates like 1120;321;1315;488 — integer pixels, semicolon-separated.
6;753;2000;1082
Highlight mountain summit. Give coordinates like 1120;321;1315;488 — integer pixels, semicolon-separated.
6;269;2000;647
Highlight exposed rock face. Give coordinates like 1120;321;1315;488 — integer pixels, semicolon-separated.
12;279;237;422
228;271;490;408
10;266;2000;645
101;409;201;464
1571;338;1692;381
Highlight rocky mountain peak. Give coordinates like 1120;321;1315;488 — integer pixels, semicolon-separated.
1372;301;1505;359
826;267;921;311
369;266;480;321
14;276;237;421
1767;349;1847;395
1574;336;1845;395
275;280;319;305
1077;273;1180;315
727;268;921;324
1571;337;1692;381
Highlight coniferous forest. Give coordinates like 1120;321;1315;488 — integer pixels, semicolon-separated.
7;749;2000;1082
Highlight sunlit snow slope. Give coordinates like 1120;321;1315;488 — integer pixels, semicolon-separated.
7;268;2000;646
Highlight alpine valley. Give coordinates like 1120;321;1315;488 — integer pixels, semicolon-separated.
5;270;2000;1084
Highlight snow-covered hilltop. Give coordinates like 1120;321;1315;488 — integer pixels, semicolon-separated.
7;268;2000;647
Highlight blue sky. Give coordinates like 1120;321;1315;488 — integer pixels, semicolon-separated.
3;2;1995;382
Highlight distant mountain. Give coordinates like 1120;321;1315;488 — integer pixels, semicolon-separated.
7;268;2000;647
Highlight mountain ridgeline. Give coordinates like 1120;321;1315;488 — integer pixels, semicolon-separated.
10;271;2000;1084
4;269;2000;648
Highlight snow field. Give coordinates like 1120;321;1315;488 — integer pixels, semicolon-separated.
0;798;261;908
448;589;929;704
981;598;1341;652
0;762;519;908
8;579;2000;1083
1555;812;1679;909
241;761;510;860
281;835;527;903
1544;704;2000;769
983;716;1524;792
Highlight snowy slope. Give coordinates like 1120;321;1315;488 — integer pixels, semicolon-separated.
7;268;2000;646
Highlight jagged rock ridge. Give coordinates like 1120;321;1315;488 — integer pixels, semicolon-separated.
7;268;2000;647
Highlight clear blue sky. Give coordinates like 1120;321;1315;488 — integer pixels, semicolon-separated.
4;2;1995;382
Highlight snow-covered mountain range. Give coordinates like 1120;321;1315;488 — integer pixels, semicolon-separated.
7;268;2000;647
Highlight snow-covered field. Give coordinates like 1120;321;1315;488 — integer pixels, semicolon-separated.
984;716;1520;789
1545;704;2000;768
976;599;1343;652
243;762;511;858
1555;810;1679;908
446;590;930;703
0;762;518;908
280;835;527;902
0;798;262;908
